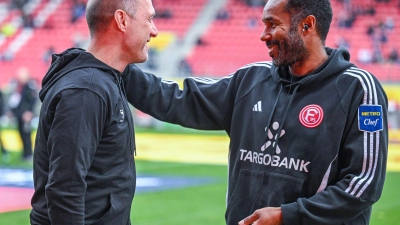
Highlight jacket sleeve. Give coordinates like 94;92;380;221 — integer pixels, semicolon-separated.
281;75;388;224
123;64;238;132
45;89;106;225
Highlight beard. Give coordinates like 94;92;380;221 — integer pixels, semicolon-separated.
267;25;309;67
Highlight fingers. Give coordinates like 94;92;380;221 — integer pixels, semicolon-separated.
238;213;258;225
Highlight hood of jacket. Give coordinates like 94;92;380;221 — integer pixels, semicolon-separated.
39;48;117;101
270;47;353;91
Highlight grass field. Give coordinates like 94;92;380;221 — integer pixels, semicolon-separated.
0;159;399;224
0;128;399;224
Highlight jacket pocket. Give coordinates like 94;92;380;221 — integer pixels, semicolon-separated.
226;169;304;225
89;194;113;225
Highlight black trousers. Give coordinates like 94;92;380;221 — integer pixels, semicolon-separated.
0;128;5;153
17;117;32;159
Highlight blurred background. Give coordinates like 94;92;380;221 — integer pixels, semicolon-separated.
0;0;399;224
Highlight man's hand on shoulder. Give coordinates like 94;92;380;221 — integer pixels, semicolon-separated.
238;207;283;225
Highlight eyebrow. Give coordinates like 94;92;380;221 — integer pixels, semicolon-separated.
262;16;275;23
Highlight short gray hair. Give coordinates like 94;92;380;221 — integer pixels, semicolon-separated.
86;0;138;36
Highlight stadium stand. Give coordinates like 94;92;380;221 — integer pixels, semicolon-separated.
0;0;208;87
152;0;208;39
0;0;399;88
186;0;400;80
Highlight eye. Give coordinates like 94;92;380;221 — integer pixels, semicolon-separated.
268;21;276;28
149;15;155;22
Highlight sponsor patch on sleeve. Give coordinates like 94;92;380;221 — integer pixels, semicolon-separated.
358;105;383;132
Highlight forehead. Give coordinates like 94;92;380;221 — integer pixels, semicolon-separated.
262;0;290;21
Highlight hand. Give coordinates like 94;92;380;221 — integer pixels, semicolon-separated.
238;207;283;225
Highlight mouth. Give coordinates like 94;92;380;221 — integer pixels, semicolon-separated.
267;45;277;51
266;40;279;50
267;44;278;57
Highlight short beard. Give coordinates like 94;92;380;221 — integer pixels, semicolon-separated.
272;25;309;67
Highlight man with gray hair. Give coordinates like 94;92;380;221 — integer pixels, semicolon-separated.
30;0;158;224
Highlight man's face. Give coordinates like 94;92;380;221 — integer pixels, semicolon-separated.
260;0;309;66
125;0;158;63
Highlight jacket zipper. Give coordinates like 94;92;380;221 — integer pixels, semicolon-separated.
116;73;135;156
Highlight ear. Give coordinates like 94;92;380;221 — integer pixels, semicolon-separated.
114;9;128;32
300;15;316;34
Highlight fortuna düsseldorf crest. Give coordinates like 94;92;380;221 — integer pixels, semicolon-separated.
299;104;324;128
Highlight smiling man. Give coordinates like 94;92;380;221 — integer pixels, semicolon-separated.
123;0;388;224
30;0;158;224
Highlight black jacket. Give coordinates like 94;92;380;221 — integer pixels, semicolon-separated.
9;79;37;118
31;48;136;225
0;91;4;116
123;47;388;225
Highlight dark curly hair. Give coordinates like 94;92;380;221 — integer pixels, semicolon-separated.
284;0;333;44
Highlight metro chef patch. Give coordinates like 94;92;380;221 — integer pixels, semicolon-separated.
358;105;383;132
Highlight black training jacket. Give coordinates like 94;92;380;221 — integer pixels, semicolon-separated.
31;48;136;225
123;47;388;225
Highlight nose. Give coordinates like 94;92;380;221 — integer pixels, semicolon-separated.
151;22;158;38
260;28;271;42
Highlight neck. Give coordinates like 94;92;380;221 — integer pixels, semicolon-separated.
86;37;126;72
289;46;328;77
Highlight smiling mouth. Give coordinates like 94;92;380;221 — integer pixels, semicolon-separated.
266;40;279;50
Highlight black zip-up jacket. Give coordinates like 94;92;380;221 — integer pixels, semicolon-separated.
123;47;388;225
31;48;136;225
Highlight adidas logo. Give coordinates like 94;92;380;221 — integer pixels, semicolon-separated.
253;101;262;112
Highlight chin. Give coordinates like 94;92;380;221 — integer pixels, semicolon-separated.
131;55;148;64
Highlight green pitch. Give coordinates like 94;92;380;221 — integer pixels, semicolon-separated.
0;160;399;225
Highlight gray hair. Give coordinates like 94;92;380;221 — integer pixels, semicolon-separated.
86;0;138;36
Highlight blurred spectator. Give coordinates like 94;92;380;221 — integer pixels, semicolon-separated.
216;8;230;20
155;9;173;19
357;48;372;64
366;24;375;37
388;47;399;64
147;47;158;69
374;22;388;45
179;59;193;77
70;0;86;23
22;12;34;28
361;6;375;16
42;46;55;63
10;0;28;11
335;36;350;50
196;37;207;46
385;16;394;31
2;50;14;61
343;0;352;11
371;45;384;63
8;67;38;162
0;90;10;163
247;16;258;29
338;9;356;28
